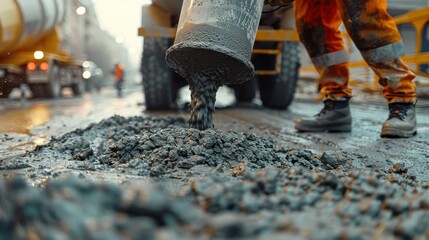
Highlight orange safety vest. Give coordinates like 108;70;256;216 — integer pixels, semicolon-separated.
115;64;123;81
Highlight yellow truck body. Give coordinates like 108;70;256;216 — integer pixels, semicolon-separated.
0;0;122;98
138;1;301;110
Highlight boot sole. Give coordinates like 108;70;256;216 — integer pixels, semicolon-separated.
380;128;417;138
295;124;352;133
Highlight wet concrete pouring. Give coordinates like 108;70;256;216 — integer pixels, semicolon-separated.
1;88;429;239
188;74;221;130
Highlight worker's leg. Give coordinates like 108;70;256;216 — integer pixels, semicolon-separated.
337;0;417;137
294;0;352;132
295;0;352;100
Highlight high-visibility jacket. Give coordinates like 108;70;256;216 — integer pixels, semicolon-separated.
115;64;124;81
294;0;416;103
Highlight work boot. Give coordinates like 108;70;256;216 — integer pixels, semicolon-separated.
295;100;352;132
381;102;417;138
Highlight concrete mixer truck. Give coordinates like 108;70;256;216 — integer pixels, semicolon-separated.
0;0;114;98
138;0;301;110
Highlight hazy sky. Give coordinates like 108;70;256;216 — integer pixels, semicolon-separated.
92;0;151;66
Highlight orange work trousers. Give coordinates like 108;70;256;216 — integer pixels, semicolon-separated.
294;0;416;103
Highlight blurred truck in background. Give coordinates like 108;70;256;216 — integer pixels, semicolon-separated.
0;0;124;98
82;60;104;93
138;0;301;110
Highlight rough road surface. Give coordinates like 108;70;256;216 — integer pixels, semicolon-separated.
1;86;429;239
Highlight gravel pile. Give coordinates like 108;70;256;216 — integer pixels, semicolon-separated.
182;165;429;238
0;176;201;240
1;166;428;239
98;127;324;178
22;114;325;179
51;115;188;157
8;115;188;173
2;115;428;239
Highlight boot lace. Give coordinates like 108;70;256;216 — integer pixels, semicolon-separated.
316;107;328;117
388;104;409;120
315;101;334;117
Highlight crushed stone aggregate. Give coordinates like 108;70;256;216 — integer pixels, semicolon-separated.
1;115;428;239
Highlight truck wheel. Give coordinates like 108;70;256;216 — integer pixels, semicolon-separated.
72;79;85;96
0;73;23;98
170;72;188;107
230;77;256;102
258;41;300;109
142;37;175;110
29;64;61;98
72;70;85;96
0;85;13;98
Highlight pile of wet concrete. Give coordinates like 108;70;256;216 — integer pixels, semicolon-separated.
1;115;429;239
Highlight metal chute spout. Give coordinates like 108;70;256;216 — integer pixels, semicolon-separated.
165;0;264;85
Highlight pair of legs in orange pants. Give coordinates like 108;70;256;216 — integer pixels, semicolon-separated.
293;0;417;137
294;0;416;103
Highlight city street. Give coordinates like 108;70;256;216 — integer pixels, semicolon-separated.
1;0;429;238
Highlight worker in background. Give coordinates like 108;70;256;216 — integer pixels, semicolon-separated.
114;63;124;97
265;0;418;138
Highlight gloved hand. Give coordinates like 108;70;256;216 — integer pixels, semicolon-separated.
264;0;294;7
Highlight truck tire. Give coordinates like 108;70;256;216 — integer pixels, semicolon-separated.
0;84;13;98
72;69;85;96
72;79;85;96
258;41;300;109
230;77;256;102
29;63;61;98
0;73;23;98
142;37;174;110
